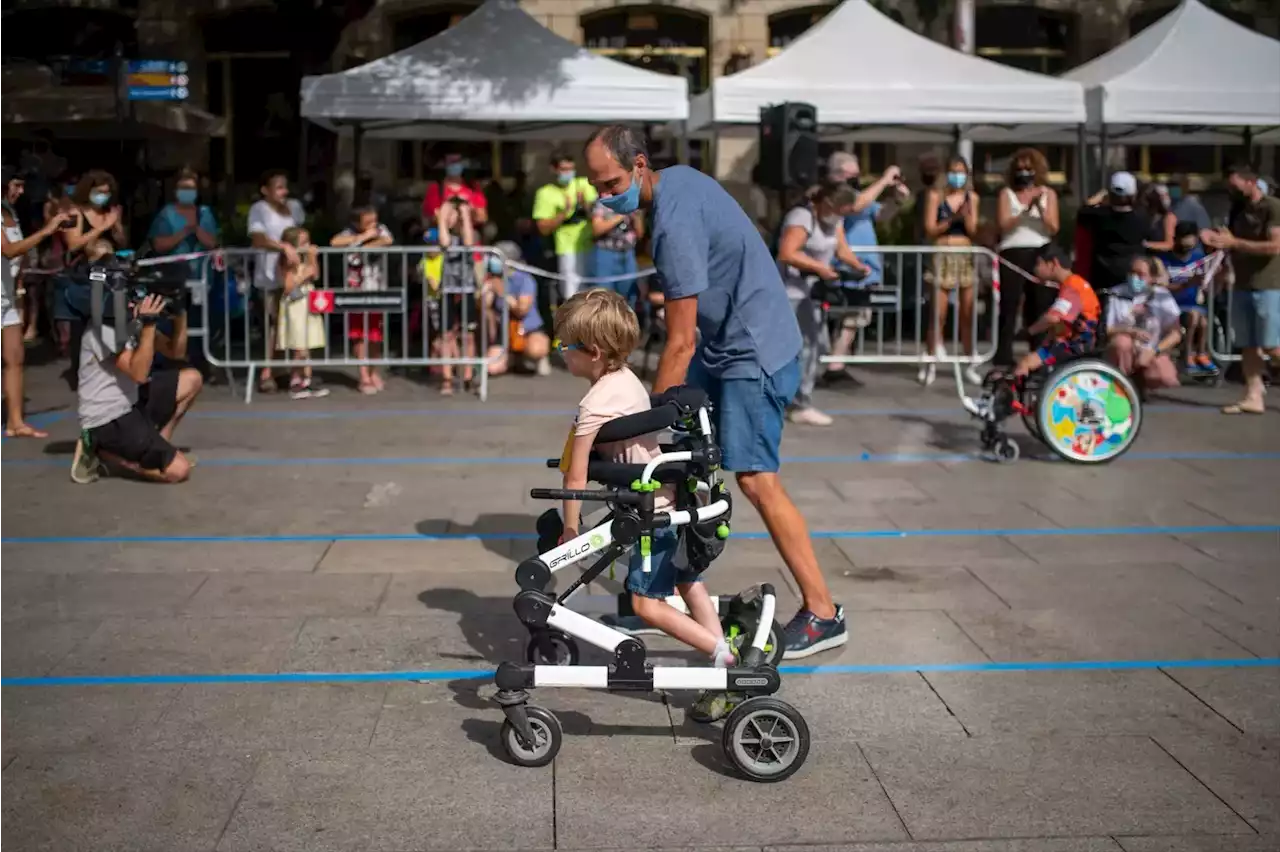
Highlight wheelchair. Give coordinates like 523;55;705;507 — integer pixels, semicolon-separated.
960;352;1143;465
494;386;809;782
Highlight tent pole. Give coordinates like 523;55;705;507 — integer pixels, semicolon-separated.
1242;126;1254;163
1075;123;1087;200
1098;122;1109;189
353;124;364;185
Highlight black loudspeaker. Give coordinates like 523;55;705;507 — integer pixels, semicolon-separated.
758;102;819;191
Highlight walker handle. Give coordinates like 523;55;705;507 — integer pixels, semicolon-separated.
530;488;642;505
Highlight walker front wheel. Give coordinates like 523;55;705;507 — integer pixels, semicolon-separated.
722;697;810;783
500;705;562;768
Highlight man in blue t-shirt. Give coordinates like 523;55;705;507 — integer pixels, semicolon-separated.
583;125;847;683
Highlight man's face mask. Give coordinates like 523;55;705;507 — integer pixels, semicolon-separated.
556;169;575;186
600;167;641;215
176;187;197;205
444;162;465;178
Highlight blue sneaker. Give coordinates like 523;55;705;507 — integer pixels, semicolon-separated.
781;606;848;660
600;614;664;637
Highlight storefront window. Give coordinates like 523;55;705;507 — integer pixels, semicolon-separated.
581;6;709;95
976;6;1076;75
767;6;833;57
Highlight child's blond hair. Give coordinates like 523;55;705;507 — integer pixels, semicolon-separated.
280;226;307;247
554;288;640;370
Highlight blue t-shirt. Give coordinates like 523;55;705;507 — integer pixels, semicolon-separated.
1163;245;1207;309
506;269;543;334
650;166;801;379
147;204;219;279
843;201;883;285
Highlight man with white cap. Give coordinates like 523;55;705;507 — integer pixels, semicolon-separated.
1077;171;1151;297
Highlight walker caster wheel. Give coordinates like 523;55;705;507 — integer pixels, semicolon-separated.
526;630;578;666
721;697;810;783
723;616;784;668
993;437;1020;464
500;705;562;768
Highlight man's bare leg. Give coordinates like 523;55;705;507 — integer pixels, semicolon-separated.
736;470;835;619
160;368;203;442
99;449;191;483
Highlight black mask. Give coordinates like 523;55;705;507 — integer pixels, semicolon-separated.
1012;170;1035;189
847;176;862;191
1227;187;1247;204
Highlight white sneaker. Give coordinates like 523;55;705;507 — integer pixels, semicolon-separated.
965;364;985;385
788;407;834;426
917;361;937;386
535;356;551;377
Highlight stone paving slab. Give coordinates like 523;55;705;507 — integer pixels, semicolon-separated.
823;564;1010;612
52;616;304;676
1149;732;1280;835
2;571;208;620
764;842;1126;852
1115;837;1279;852
948;604;1255;662
2;685;178;754
963;562;1240;612
554;738;908;848
182;572;391;617
1171;532;1280;565
283;613;524;671
0;541;331;574
1162;669;1280;734
922;670;1242;738
2;744;258;852
1;618;101;677
833;536;1033;569
858;735;1251;839
1178;599;1280;658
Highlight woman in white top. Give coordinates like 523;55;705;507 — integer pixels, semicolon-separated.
2;167;70;437
995;148;1059;367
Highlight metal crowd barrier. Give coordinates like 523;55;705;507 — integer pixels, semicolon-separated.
1193;251;1241;366
176;245;510;403
818;245;1003;369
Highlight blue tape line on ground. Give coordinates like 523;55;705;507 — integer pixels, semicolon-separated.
5;657;1276;687
4;524;1277;545
6;449;1279;469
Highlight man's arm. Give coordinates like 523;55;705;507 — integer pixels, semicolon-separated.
851;167;900;214
652;295;698;393
116;325;157;384
533;187;567;237
1217;224;1280;255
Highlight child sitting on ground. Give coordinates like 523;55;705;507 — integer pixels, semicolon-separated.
554;289;736;669
276;226;330;400
1013;243;1101;379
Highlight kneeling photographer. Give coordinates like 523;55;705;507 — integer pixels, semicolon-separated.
71;241;202;484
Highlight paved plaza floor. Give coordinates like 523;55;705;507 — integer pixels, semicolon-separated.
2;360;1277;852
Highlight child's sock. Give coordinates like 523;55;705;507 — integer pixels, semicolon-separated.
711;639;736;669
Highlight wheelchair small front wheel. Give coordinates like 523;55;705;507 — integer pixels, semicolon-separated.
722;697;810;783
993;437;1020;464
723;616;784;668
525;630;579;666
500;705;562;768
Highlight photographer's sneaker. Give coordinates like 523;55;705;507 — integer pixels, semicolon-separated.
781;606;848;660
70;432;103;484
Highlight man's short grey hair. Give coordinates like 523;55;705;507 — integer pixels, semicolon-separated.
586;124;649;170
826;151;859;182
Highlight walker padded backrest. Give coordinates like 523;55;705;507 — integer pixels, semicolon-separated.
593;403;680;445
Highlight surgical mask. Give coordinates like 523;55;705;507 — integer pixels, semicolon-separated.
600;170;641;215
486;256;505;276
444;162;465;178
1129;274;1148;293
175;188;197;205
556;171;575;186
1013;170;1035;188
947;172;967;190
89;191;111;207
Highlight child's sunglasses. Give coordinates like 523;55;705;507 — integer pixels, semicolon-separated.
552;338;581;353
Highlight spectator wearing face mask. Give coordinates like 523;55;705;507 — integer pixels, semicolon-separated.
920;155;982;386
148;167;219;282
1104;255;1182;392
534;149;597;304
59;170;126;384
422;153;487;228
1077;172;1151;299
995;148;1060;368
1162;222;1215;375
1141;183;1177;254
824;152;907;376
775;181;865;426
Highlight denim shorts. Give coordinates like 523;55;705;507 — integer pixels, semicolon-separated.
627;528;699;599
686;357;800;473
1231;289;1280;350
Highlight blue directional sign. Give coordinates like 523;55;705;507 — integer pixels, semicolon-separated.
127;86;190;101
126;60;190;101
127;60;188;75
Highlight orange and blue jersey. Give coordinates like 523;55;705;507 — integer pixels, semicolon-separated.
1036;273;1100;364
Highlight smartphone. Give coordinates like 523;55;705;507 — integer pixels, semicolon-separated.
59;218;77;229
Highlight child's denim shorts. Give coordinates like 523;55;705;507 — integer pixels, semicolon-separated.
626;527;701;599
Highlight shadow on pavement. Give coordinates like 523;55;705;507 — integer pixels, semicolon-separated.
416;513;538;565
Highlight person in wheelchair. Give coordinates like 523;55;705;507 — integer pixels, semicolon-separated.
1012;243;1100;381
554;289;737;671
1103;255;1182;392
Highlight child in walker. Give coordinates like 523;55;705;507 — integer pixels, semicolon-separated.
1013;243;1100;380
276;226;330;399
554;289;737;672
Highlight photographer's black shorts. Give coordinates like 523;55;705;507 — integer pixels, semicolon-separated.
90;369;181;472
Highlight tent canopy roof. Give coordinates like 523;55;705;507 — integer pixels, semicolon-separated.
689;0;1085;133
1065;0;1280;128
300;0;687;138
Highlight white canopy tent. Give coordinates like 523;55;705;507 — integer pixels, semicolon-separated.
687;0;1085;139
1065;0;1280;144
299;0;688;141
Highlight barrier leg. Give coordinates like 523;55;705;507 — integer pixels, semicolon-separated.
244;362;255;405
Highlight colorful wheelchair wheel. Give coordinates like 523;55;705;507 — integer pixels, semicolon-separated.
525;630;579;666
500;705;562;768
723;616;784;668
722;697;810;783
1036;358;1142;464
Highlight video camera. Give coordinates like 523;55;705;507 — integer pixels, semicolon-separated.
83;252;188;324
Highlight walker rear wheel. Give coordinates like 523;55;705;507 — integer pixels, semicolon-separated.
500;705;562;768
722;697;810;783
525;630;579;666
723;616;784;668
